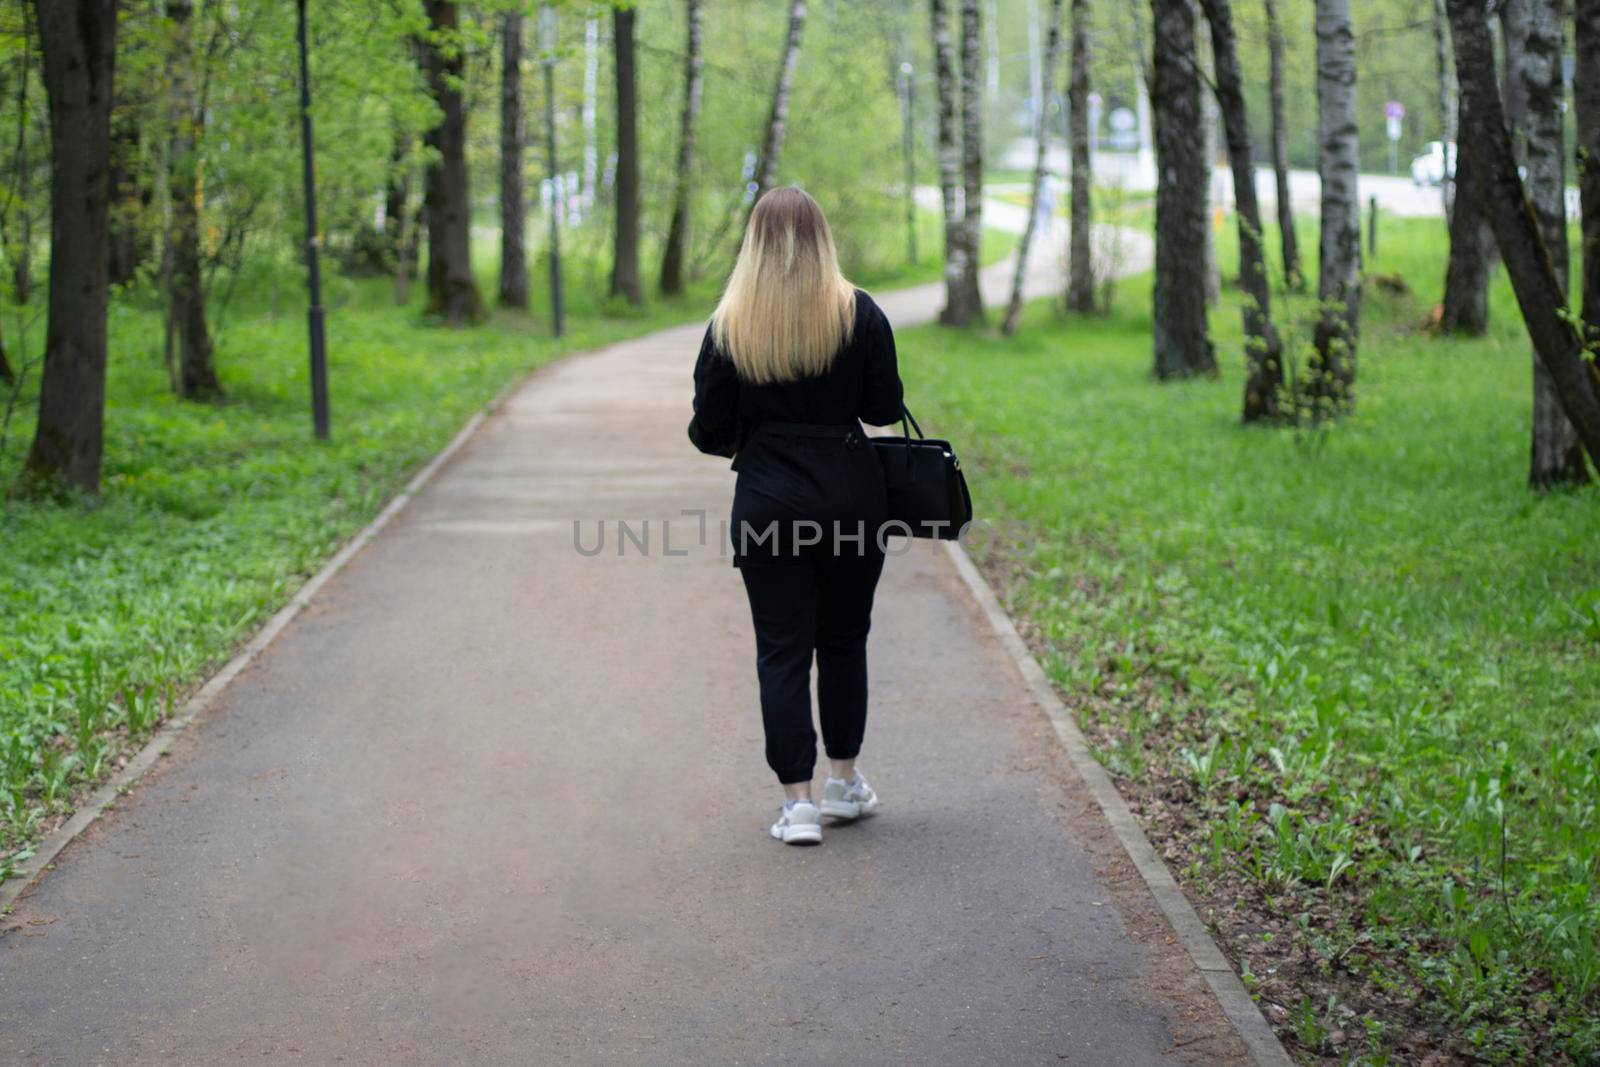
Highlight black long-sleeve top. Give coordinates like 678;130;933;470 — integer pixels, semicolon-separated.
690;289;904;564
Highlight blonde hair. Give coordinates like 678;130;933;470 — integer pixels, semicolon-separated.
711;187;856;384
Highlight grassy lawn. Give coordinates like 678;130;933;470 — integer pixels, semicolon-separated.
902;217;1600;1063
0;217;1015;881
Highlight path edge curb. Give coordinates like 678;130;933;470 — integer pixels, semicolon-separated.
0;371;524;915
941;540;1295;1067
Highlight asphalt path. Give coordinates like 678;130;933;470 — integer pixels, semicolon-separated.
0;212;1249;1065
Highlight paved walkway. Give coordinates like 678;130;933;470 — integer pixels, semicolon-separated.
0;217;1247;1064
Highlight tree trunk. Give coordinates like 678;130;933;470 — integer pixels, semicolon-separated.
22;0;117;495
985;0;1001;96
1439;102;1493;334
956;0;985;321
582;18;598;215
660;0;704;296
499;12;528;310
385;131;409;257
107;99;148;288
1150;0;1215;378
420;0;483;326
610;6;642;304
386;128;412;302
1026;0;1042;124
395;195;422;307
1521;0;1585;486
1001;0;1065;335
1200;0;1283;421
1200;30;1221;306
1446;0;1600;464
1066;0;1095;314
166;0;218;401
1501;0;1529;150
9;2;34;307
1263;0;1301;290
1310;0;1360;408
1579;0;1600;358
1432;0;1454;222
931;0;969;325
752;0;806;202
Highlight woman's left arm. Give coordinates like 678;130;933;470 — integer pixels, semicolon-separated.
859;298;905;427
690;325;740;457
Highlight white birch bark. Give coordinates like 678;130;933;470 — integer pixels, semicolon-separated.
1311;0;1361;403
1002;0;1065;335
1522;0;1586;485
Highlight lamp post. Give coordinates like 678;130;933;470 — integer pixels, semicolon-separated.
295;0;329;439
540;3;565;338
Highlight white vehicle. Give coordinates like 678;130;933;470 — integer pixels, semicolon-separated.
1411;141;1457;187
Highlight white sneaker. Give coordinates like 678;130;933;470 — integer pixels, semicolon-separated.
770;800;823;845
820;773;880;821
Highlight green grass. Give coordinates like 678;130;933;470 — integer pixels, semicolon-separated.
901;216;1600;1062
0;214;1014;881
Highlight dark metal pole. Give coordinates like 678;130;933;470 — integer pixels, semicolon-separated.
296;0;330;439
542;4;565;338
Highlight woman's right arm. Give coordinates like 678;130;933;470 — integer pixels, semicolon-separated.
690;324;740;457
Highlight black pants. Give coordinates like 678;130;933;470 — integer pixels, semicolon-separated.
739;551;886;785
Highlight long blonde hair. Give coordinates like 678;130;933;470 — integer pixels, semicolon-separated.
711;187;856;384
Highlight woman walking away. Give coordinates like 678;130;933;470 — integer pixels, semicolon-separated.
689;187;905;846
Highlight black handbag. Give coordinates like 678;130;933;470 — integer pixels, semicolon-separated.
872;406;972;539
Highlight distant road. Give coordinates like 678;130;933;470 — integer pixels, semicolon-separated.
1003;139;1585;221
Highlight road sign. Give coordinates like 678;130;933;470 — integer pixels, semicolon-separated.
1385;100;1405;121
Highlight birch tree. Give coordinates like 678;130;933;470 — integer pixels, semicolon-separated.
931;0;971;325
751;0;806;204
1310;0;1360;408
1002;0;1064;335
1199;0;1282;420
1066;0;1094;314
1199;30;1220;307
1150;0;1214;378
1522;0;1585;485
1446;0;1600;464
1502;0;1530;138
1578;0;1600;354
22;0;118;494
1432;0;1453;221
499;10;528;310
957;0;985;322
1263;0;1301;289
660;0;704;296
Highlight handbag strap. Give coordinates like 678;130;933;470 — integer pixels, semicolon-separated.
900;405;925;440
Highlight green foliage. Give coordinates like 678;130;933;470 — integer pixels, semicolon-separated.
904;217;1600;1059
